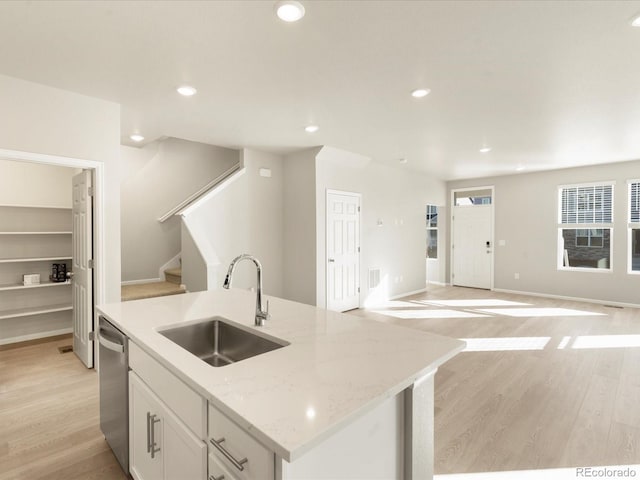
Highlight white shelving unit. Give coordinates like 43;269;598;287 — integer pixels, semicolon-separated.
0;205;73;345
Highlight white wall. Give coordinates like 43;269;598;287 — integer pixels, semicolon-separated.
282;148;320;305
315;146;448;308
0;74;121;302
181;148;284;296
447;159;640;306
120;138;239;281
0;159;78;207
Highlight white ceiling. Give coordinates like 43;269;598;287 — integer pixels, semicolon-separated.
0;0;639;180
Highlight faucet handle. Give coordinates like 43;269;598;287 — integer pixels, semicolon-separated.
265;300;270;318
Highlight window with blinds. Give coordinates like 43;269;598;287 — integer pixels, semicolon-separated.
560;184;613;224
629;181;640;273
630;181;640;224
558;182;614;271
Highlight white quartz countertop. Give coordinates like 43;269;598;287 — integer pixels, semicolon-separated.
97;289;464;462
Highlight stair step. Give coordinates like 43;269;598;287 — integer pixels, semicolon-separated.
164;267;182;285
121;281;186;302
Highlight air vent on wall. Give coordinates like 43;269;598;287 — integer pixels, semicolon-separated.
369;268;381;289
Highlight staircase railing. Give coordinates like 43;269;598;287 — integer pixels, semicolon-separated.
157;163;242;223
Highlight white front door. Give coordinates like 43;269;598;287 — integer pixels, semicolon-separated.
452;204;492;289
72;169;94;368
327;191;360;312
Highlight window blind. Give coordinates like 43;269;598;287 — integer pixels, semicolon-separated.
631;182;640;223
561;184;613;224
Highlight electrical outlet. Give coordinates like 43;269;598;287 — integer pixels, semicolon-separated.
514;273;520;280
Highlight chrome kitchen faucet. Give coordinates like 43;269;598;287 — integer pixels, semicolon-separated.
223;254;270;326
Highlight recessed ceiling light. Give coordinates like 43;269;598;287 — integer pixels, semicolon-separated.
479;146;492;153
411;88;431;98
177;85;197;96
305;125;319;133
130;134;144;142
275;1;305;22
631;14;640;27
399;158;408;164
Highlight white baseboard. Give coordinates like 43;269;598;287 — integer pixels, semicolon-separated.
0;327;73;346
492;288;640;309
159;252;181;281
427;281;449;286
389;288;427;300
121;277;161;286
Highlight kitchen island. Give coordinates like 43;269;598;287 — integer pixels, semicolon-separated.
97;288;464;480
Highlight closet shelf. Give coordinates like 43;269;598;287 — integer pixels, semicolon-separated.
0;303;72;320
0;231;72;235
0;281;71;292
0;204;71;210
0;256;72;264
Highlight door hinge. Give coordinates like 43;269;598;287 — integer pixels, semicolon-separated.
89;331;95;341
88;259;94;268
358;287;360;293
88;186;94;197
358;206;360;212
358;246;360;253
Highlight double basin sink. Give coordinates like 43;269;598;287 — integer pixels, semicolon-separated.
158;317;288;367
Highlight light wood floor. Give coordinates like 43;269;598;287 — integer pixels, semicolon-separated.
1;286;639;478
352;286;640;474
0;335;128;480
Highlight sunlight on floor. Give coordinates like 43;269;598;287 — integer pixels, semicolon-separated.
475;307;606;317
462;336;551;352
435;465;640;480
373;309;491;319
418;299;532;307
571;334;640;349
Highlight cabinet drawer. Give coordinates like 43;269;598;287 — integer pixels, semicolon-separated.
130;341;206;439
208;404;274;480
208;453;237;480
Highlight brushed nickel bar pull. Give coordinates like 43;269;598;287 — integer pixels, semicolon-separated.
150;414;161;458
209;475;225;480
146;411;152;454
209;437;248;471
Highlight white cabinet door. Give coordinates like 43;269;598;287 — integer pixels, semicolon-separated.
164;409;207;480
130;372;163;480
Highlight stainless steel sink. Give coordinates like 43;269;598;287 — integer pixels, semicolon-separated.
158;317;288;367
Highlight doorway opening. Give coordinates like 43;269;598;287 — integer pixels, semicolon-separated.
451;186;495;290
0;148;104;368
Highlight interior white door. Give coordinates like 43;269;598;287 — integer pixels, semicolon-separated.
72;169;94;368
327;191;360;312
452;205;492;289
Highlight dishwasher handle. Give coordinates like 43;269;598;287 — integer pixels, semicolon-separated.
98;329;125;353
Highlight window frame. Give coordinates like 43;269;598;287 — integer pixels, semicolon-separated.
557;181;615;273
628;179;640;275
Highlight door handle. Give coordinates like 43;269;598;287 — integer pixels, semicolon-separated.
328;258;335;263
97;330;124;353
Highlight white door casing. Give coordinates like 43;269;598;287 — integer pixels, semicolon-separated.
452;204;493;289
326;190;361;312
72;169;94;368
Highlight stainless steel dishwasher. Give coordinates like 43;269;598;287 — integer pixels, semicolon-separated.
98;316;129;474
